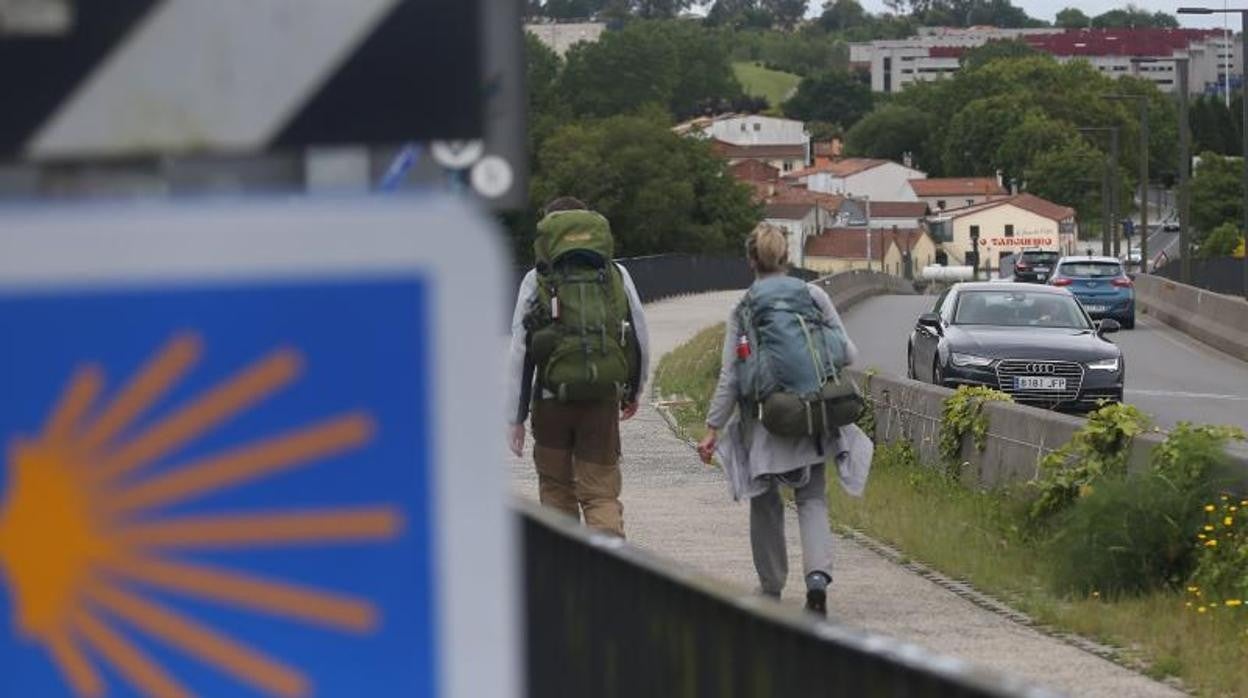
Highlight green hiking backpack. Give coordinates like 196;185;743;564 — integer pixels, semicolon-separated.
524;210;635;403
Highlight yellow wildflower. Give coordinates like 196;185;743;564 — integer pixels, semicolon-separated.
1226;600;1243;607
1204;524;1215;532
1205;504;1217;512
1205;539;1218;547
1187;585;1200;593
1079;484;1094;498
1198;606;1208;613
1222;495;1230;501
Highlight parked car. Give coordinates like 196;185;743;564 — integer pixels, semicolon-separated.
1012;249;1060;283
1048;256;1135;329
1162;221;1180;233
907;283;1124;411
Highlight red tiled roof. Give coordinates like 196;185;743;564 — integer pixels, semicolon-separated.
1025;28;1223;59
711;139;805;160
784;157;890;179
878;227;931;254
729;159;780;183
909;177;1007;197
944;193;1076;223
764;202;815;220
804;228;888;260
867;200;930;218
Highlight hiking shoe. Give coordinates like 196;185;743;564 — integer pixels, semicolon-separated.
804;588;827;617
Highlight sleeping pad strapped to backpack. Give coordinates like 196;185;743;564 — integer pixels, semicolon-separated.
524;209;636;403
735;275;861;443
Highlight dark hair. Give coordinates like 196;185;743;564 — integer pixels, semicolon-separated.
542;196;587;216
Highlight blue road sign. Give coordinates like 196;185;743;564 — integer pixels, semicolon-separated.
0;197;516;698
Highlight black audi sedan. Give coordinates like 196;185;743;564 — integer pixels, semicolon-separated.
907;283;1124;410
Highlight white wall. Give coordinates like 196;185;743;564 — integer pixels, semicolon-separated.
765;208;819;268
709;116;808;146
808;163;925;201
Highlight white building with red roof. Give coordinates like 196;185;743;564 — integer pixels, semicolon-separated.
783;158;926;202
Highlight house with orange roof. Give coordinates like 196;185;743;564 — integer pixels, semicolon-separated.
783;157;926;202
926;193;1078;273
907;177;1009;212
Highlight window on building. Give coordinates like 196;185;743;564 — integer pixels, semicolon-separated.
965;199;974;207
740;123;747;132
782;161;793;172
1005;224;1015;238
883;57;893;92
754;123;761;132
936;200;946;210
970;224;980;239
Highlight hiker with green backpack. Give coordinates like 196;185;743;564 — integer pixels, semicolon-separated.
697;223;873;617
505;197;649;538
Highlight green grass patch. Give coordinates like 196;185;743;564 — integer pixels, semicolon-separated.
732;62;801;109
653;322;724;438
830;444;1248;697
657;326;1248;696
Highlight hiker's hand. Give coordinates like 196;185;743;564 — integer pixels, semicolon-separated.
620;401;639;421
507;423;525;457
697;428;718;464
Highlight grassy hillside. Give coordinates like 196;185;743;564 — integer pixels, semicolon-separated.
732;61;801;109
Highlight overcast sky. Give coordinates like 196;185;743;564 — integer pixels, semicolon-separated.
850;2;1239;29
738;1;1244;30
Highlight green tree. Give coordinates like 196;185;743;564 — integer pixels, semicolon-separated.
1092;6;1178;29
1199;221;1245;258
762;0;809;29
706;0;757;26
783;70;872;128
888;0;1038;28
629;0;696;18
1055;7;1090;28
1189;152;1243;242
844;105;937;168
1024;137;1108;229
541;0;607;18
959;39;1039;71
819;0;866;31
559;21;742;119
533;115;762;256
525;33;569;150
942;95;1026;176
995;111;1078;184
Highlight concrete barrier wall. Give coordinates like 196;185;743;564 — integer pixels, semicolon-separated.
1135;274;1248;362
814;269;915;310
848;369;1248;490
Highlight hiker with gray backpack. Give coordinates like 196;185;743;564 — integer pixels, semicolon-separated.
697;223;873;617
505;197;649;538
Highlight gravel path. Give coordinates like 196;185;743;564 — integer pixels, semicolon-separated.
510;290;1184;698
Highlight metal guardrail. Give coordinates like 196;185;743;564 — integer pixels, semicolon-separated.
1154;257;1246;296
512;254;822;308
520;501;1058;698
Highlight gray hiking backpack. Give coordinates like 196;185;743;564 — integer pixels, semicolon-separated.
735;276;862;442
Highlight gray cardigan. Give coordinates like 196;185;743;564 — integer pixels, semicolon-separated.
707;282;873;501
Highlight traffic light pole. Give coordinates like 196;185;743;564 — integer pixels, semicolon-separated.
1178;57;1192;285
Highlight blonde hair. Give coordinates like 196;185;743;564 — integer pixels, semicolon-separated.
746;223;789;273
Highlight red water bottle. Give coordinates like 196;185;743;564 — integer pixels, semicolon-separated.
736;334;751;360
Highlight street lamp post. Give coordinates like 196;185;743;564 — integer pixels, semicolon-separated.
1180;7;1248;296
1078;126;1121;257
1104;94;1150;272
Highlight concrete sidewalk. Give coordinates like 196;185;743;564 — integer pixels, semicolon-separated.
510;291;1183;698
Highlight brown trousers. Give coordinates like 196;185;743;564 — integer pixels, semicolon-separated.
531;399;624;537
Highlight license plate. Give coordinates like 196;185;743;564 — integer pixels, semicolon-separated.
1016;376;1066;390
1085;304;1107;312
1035;266;1050;273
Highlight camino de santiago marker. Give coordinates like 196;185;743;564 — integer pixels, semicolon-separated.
0;2;520;696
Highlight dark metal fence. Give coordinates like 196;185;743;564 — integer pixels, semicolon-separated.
512;254;820;308
1154;257;1247;297
521;502;1055;698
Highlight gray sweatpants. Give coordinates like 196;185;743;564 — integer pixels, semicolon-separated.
750;463;835;596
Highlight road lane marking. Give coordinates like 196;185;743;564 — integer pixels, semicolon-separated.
1126;389;1248;401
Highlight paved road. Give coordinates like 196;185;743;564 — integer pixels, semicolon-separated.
511;291;1183;697
841;293;1248;431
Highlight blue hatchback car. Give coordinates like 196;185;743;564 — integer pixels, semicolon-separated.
1049;256;1135;329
